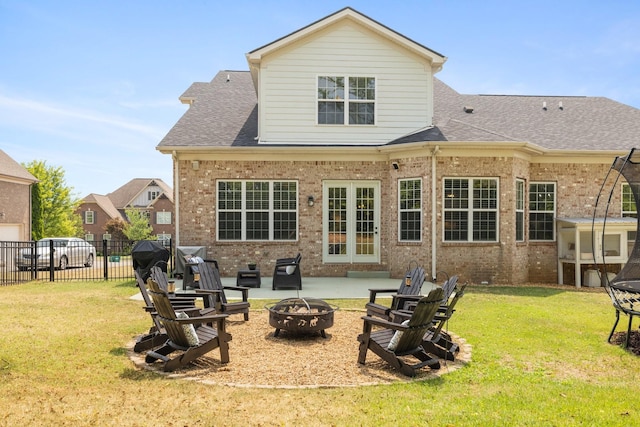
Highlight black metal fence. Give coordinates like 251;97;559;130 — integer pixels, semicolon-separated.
0;239;174;286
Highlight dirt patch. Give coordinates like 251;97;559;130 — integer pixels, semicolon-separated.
610;330;640;356
128;310;471;388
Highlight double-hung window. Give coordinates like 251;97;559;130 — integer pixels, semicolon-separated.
399;178;422;241
443;178;498;242
156;211;172;225
217;180;297;241
515;179;525;242
318;76;375;125
529;182;555;241
84;211;94;225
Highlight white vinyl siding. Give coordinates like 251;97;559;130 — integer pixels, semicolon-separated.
257;20;433;144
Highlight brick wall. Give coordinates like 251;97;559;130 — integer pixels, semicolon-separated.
175;156;620;284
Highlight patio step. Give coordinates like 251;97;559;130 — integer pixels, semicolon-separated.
346;270;390;279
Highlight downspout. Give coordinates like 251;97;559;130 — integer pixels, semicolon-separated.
173;151;180;246
431;145;440;280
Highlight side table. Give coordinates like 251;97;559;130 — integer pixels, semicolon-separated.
237;268;261;288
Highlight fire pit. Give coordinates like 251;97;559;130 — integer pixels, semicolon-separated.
265;298;338;338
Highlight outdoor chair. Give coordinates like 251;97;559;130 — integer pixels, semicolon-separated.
133;269;211;352
144;278;232;372
197;260;251;321
394;274;459;316
272;253;302;290
394;282;467;361
365;266;427;320
357;287;444;377
606;280;640;348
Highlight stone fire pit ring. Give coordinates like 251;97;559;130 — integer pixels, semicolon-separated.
265;298;338;338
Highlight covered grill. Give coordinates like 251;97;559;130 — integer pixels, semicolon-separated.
132;240;170;281
265;298;337;338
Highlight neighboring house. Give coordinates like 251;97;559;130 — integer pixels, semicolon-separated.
77;178;174;243
156;7;640;286
0;149;38;241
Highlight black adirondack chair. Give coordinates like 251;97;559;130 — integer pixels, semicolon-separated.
197;261;251;321
144;278;232;372
357;287;444;377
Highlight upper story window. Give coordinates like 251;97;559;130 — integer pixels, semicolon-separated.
84;210;95;225
157;211;172;225
217;180;298;241
529;182;555;241
443;178;498;242
398;178;422;242
317;76;375;125
148;191;159;201
622;183;638;218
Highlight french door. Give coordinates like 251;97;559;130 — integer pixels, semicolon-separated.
323;181;380;263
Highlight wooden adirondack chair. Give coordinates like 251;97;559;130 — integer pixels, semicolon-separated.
421;283;467;361
144;278;232;372
197;261;251;321
133;269;212;352
393;274;459;317
365;266;426;320
357;287;444;377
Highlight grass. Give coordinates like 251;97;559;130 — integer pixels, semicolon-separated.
1;280;639;426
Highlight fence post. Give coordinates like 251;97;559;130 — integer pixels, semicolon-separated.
103;239;109;280
48;239;55;282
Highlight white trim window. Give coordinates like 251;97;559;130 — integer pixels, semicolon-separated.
156;211;172;225
398;178;422;242
85;233;94;242
317;76;375;125
84;210;95;225
443;178;498;242
622;183;638;218
102;233;112;241
516;179;525;242
529;182;556;241
217;180;298;241
157;233;171;245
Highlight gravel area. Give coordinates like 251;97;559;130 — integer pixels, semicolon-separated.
128;309;471;388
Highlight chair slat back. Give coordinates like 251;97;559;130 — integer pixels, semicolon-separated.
395;287;444;353
431;283;467;336
146;278;190;347
440;275;459;302
198;261;227;304
397;267;426;296
150;266;172;292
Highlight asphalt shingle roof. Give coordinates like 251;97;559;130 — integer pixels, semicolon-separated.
158;71;640;152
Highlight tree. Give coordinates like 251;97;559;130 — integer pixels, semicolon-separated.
30;182;45;240
123;207;154;240
104;218;127;241
24;160;82;238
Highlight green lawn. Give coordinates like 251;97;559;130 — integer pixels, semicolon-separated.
1;280;638;426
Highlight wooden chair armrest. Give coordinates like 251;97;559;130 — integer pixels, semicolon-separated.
223;285;249;300
368;288;399;303
361;315;408;332
174;313;229;324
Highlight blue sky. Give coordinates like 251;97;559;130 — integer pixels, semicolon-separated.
1;0;640;197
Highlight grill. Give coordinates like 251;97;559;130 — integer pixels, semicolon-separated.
266;298;337;338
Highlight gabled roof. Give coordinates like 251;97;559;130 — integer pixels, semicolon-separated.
106;178;173;208
245;7;446;90
0;149;38;184
81;193;123;220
